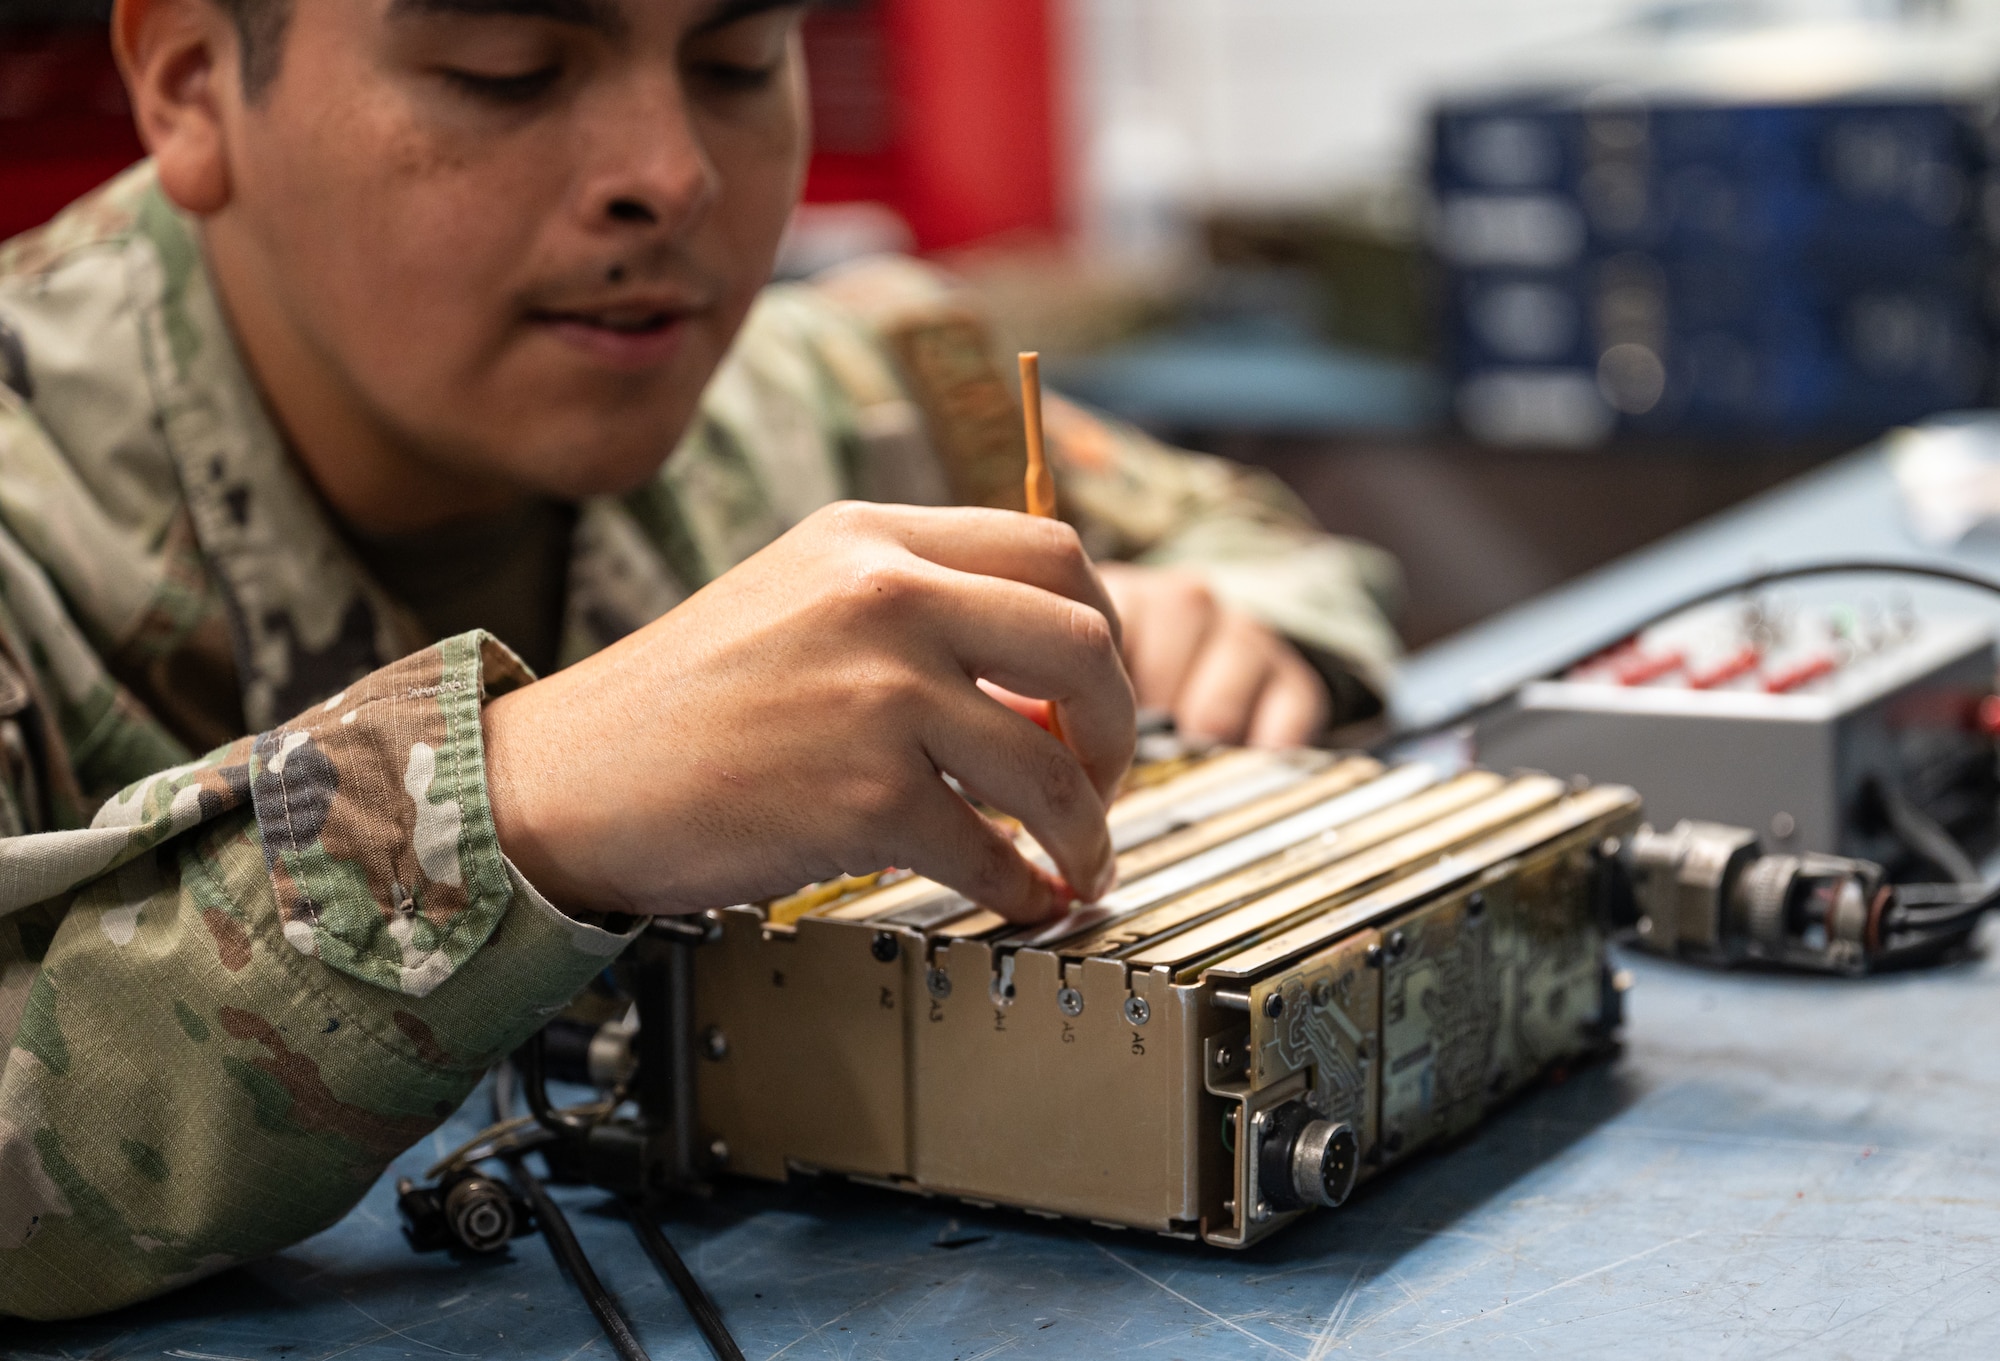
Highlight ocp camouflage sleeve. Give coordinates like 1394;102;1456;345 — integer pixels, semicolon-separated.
802;257;1403;713
0;630;633;1321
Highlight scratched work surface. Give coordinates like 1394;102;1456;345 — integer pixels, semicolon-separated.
14;939;2000;1360
17;432;2000;1360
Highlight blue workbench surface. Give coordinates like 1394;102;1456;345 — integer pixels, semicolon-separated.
15;428;2000;1359
16;939;2000;1359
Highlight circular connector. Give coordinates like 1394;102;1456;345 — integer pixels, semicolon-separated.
1734;853;1798;948
443;1175;516;1253
1290;1119;1361;1209
1255;1101;1361;1213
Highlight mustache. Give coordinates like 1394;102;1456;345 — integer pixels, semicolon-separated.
523;247;725;312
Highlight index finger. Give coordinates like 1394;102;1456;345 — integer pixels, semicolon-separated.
823;502;1124;649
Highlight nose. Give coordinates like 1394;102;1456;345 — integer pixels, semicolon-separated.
576;73;719;241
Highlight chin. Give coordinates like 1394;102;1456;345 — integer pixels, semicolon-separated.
492;436;681;502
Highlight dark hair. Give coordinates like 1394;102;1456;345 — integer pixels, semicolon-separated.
213;0;292;96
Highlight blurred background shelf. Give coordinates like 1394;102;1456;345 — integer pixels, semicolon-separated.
12;0;2000;644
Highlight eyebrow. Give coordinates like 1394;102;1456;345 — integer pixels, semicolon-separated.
386;0;622;29
385;0;809;35
690;0;812;36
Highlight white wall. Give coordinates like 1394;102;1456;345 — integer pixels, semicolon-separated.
1065;0;1992;256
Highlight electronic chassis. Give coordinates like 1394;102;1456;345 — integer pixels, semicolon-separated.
399;564;2000;1361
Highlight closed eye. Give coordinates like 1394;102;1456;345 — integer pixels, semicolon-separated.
443;65;563;102
687;58;782;93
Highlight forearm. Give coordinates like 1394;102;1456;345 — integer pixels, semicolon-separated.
0;632;632;1321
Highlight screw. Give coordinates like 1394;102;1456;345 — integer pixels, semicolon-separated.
1466;891;1486;919
1057;986;1084;1017
1598;835;1623;861
1123;996;1151;1026
1214;1046;1235;1070
1251;1199;1272;1223
709;1138;730;1167
871;931;901;963
1365;943;1384;968
926;968;952;1000
1263;992;1285;1019
1312;979;1334;1008
1387;930;1408;961
701;1026;729;1061
1252;1109;1270;1134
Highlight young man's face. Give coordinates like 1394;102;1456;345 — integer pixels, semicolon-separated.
210;0;809;500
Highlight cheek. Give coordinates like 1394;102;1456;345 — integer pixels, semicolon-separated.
246;73;542;366
700;78;811;280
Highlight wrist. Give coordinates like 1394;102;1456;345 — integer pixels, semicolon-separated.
483;682;607;919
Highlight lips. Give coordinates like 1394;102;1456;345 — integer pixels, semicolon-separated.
527;299;697;371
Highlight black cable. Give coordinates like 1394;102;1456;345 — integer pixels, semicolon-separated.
1586;560;2000;645
486;1057;653;1361
1875;779;1984;886
513;1030;598;1136
504;1155;653;1361
1892;882;1989;907
1388;558;2000;748
1887;882;2000;928
624;1198;747;1361
1894;904;1990;928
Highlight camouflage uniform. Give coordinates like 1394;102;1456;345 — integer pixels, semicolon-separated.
0;164;1400;1321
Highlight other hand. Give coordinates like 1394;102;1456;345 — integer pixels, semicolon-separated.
1098;564;1329;748
483;503;1136;923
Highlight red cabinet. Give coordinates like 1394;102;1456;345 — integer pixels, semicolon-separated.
0;27;144;242
803;0;1065;252
0;3;1066;253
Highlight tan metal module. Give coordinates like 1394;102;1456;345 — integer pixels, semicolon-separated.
691;751;1641;1248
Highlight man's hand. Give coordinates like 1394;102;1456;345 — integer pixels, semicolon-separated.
483;503;1136;923
1099;564;1330;748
